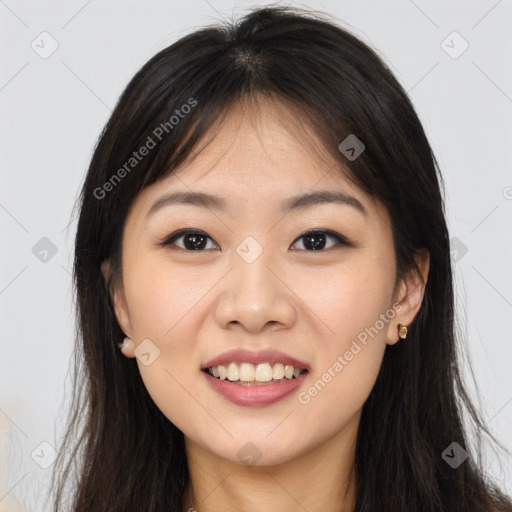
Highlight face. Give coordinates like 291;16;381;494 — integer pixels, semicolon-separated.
104;99;428;466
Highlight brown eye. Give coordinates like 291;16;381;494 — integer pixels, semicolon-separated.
160;230;219;251
290;230;351;251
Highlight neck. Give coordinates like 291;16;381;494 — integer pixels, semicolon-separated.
182;413;359;512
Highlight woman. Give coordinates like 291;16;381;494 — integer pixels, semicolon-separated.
50;6;512;512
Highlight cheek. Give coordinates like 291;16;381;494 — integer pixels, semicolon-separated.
121;260;209;429
294;261;392;349
137;361;200;439
124;259;209;338
131;321;203;436
291;259;392;414
296;315;385;444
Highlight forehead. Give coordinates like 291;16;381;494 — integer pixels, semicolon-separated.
129;98;384;223
174;98;348;184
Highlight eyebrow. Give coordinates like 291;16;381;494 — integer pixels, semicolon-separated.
145;189;367;219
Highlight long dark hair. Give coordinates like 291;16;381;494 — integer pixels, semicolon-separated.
49;6;512;511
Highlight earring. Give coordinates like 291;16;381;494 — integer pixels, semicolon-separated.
118;336;134;351
397;323;408;340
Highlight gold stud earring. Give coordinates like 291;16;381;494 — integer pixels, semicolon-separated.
397;323;408;340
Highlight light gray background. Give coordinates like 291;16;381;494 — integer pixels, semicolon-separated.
1;1;511;510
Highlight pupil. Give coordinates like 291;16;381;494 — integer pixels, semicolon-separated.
185;233;206;250
304;233;325;250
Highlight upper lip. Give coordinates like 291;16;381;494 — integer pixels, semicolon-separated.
202;348;311;371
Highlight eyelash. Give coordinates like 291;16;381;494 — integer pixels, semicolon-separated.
158;228;352;252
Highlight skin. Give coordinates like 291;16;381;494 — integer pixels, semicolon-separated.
102;98;430;512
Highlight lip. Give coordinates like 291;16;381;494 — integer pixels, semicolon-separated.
202;369;310;407
201;348;311;371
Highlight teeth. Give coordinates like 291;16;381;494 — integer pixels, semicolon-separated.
255;363;273;382
227;362;239;381
240;362;255;382
272;363;285;380
206;362;307;383
218;365;227;380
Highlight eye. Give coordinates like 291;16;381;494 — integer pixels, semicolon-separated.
159;229;219;251
290;229;351;251
158;228;350;252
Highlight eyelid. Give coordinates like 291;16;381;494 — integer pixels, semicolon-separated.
158;228;219;249
290;228;351;251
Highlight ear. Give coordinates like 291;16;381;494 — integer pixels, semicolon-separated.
101;259;135;358
386;248;430;345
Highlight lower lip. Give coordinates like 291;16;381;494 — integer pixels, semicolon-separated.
202;370;309;407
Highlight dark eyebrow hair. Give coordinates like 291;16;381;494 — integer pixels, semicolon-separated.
145;189;367;219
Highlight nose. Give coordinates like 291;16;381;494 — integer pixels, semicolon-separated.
214;246;298;334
